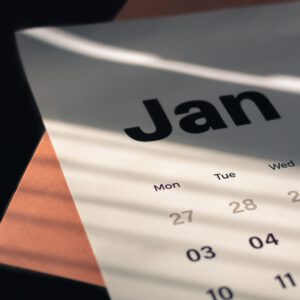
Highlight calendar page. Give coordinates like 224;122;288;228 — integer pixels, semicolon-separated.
17;2;300;299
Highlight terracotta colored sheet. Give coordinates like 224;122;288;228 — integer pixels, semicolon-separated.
0;133;104;286
117;0;289;20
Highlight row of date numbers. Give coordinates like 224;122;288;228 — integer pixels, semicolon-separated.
169;190;300;225
206;274;296;300
186;233;278;263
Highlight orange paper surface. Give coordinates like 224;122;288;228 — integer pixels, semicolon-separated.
0;133;104;286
